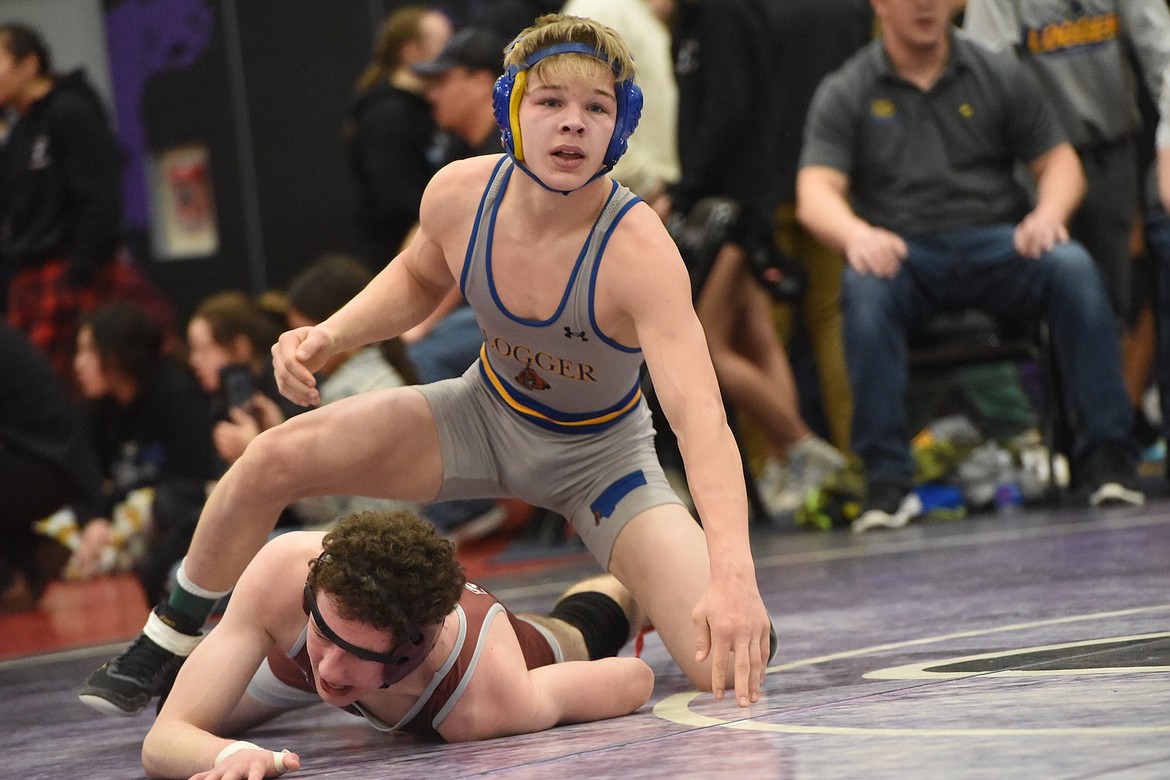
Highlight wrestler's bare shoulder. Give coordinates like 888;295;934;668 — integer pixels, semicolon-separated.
244;531;326;583
428;155;506;196
419;155;506;231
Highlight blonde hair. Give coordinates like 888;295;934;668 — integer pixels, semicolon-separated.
503;13;636;84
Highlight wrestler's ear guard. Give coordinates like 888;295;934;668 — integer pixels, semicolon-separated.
493;42;643;169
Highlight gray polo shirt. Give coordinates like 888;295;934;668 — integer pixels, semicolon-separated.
800;31;1067;237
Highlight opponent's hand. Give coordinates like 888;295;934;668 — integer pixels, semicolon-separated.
271;326;333;406
190;746;301;779
843;224;907;278
692;574;771;707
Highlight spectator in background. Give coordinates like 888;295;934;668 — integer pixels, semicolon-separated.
0;23;174;385
65;301;217;604
347;6;453;265
561;0;679;214
671;0;846;517
1148;164;1170;477
964;0;1170;454
964;0;1170;319
185;290;299;469
416;27;511;162
407;26;509;359
768;0;873;456
0;322;102;613
796;0;1143;532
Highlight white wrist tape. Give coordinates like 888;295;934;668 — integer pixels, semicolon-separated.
215;741;261;765
214;741;292;774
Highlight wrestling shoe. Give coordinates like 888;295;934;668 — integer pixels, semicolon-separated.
79;603;202;716
759;436;848;517
785;435;847;499
1082;441;1145;508
851;481;922;533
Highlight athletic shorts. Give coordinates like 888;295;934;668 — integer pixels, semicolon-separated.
416;363;684;567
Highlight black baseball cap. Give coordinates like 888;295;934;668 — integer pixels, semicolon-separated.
412;27;506;77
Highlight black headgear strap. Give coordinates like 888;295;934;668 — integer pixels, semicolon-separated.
303;582;421;665
303;552;439;686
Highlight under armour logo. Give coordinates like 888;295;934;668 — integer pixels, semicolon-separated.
564;327;588;341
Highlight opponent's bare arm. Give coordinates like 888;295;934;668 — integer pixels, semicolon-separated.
431;613;653;742
273;159;489;405
607;205;771;706
142;536;318;779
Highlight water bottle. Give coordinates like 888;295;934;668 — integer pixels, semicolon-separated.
993;448;1023;514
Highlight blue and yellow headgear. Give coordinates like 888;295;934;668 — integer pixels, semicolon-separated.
492;41;643;172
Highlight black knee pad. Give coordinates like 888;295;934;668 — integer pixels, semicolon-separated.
549;591;630;660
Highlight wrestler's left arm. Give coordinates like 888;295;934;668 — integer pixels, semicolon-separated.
433;612;653;741
609;205;772;706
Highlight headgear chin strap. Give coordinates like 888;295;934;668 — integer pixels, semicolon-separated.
302;559;440;686
492;41;643;194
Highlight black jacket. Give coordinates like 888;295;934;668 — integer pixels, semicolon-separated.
672;0;784;217
0;69;125;287
347;83;437;263
0;322;103;507
81;360;216;524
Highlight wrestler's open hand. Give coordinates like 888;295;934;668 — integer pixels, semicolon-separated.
189;747;301;779
271;326;332;407
692;573;771;707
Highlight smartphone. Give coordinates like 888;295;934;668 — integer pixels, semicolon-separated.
219;363;256;410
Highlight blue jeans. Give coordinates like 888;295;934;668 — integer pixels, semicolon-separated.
1146;203;1170;437
405;305;483;385
844;224;1132;486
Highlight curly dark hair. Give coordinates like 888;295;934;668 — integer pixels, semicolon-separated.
306;510;465;641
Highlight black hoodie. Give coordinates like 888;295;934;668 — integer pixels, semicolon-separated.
0;68;124;287
347;82;437;263
672;0;784;219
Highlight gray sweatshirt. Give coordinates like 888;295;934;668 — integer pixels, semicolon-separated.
964;0;1170;149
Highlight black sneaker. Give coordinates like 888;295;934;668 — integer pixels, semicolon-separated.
852;480;922;533
1082;440;1146;508
79;604;201;716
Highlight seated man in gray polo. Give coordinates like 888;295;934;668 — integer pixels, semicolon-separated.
796;0;1142;532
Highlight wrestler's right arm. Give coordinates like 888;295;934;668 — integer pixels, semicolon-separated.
272;160;484;406
143;540;307;779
